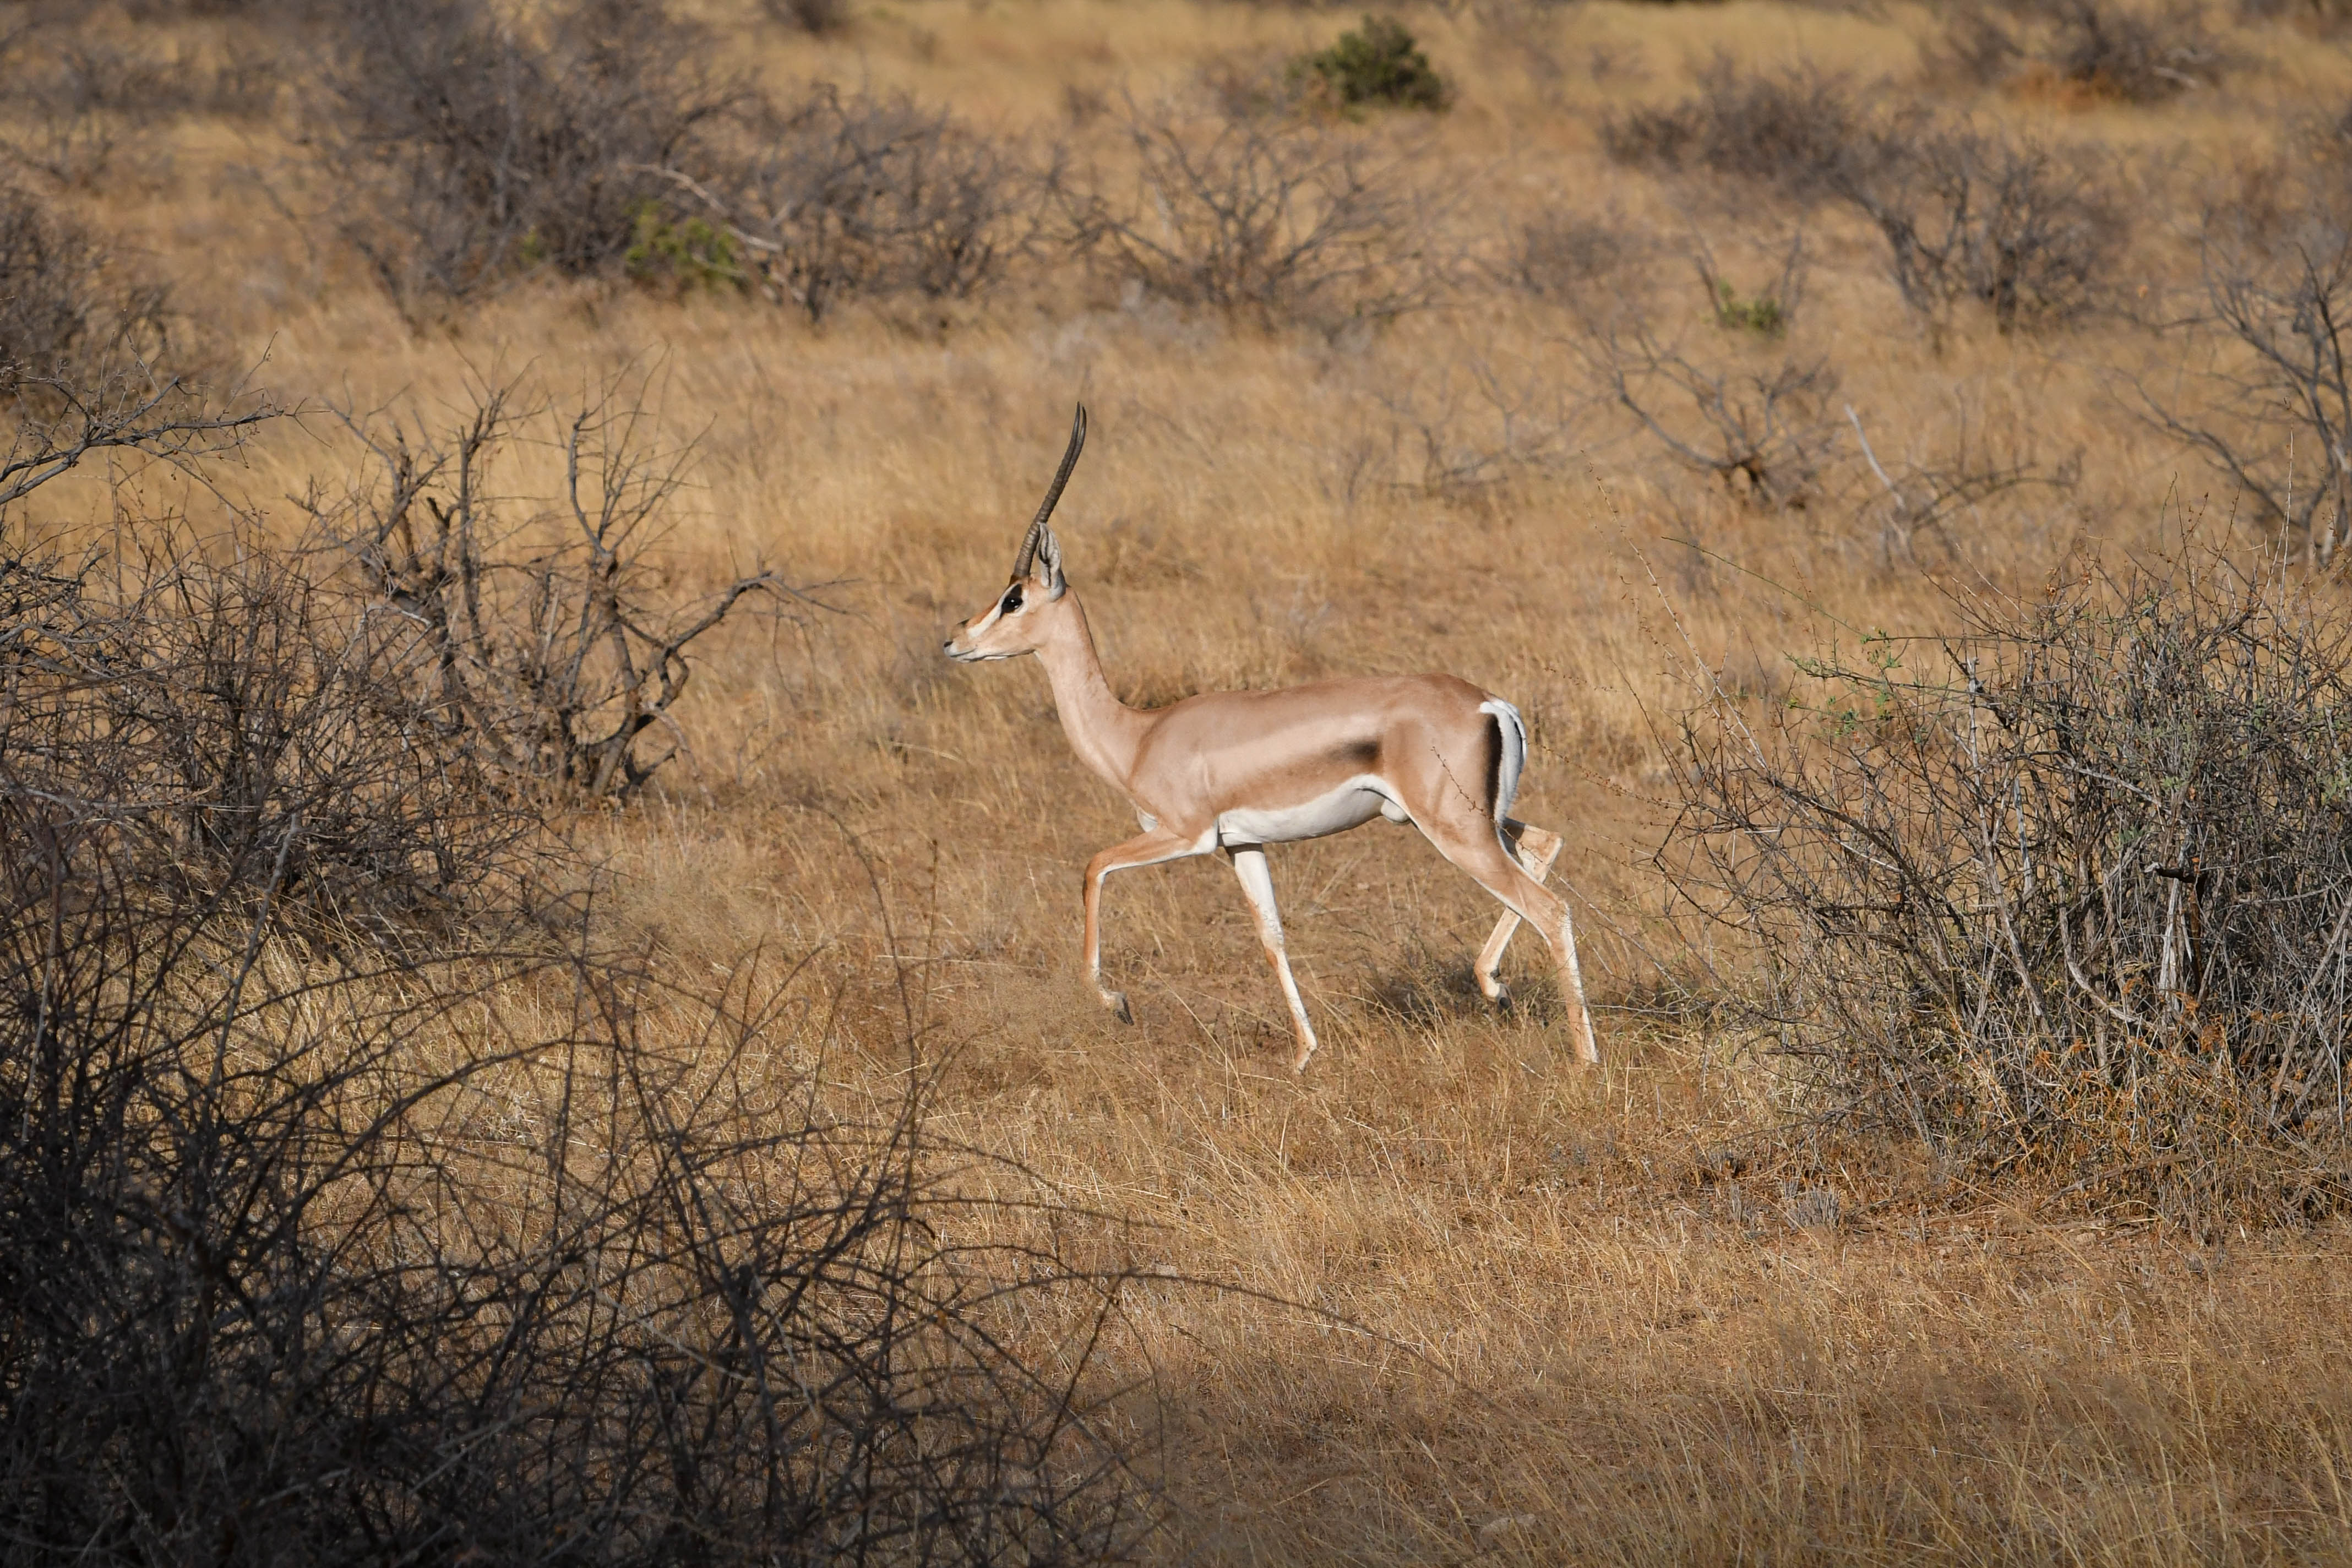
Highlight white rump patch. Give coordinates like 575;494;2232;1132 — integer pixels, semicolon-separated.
1479;699;1528;839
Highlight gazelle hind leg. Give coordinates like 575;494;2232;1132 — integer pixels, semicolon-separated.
1476;821;1562;1005
1422;821;1599;1065
1227;844;1321;1072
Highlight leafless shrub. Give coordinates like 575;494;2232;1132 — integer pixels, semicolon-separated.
1373;352;1581;498
1664;542;2352;1225
2127;200;2352;563
2239;0;2352;30
1600;58;1863;198
0;29;182;187
0;187;175;411
1056;94;1453;332
762;0;851;32
197;30;288;119
4;365;271;515
1574;282;1841;508
0;398;1155;1563
0;527;531;939
307;0;738;305
2;194;258;511
300;374;813;801
659;85;1036;320
2;371;505;927
1837;121;2124;334
2046;0;2228;100
1922;2;2027;86
0;577;1152;1558
1504;210;1651;303
0;890;1152;1560
1923;0;2227;99
1602;61;2121;335
1844;400;2080;567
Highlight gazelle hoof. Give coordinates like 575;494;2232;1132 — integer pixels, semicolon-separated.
1292;1040;1319;1073
1099;990;1134;1025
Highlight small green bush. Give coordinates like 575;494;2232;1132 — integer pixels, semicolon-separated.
1713;280;1785;336
625;204;745;292
1292;15;1450;112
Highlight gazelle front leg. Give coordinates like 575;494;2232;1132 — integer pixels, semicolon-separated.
1084;826;1200;1022
1476;821;1563;1007
1226;843;1321;1072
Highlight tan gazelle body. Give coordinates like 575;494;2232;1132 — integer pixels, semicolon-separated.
943;406;1598;1071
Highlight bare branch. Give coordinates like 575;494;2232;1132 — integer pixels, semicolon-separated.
1057;92;1456;333
303;369;833;799
2;360;280;512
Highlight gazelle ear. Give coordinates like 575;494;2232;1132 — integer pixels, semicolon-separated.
1033;522;1065;597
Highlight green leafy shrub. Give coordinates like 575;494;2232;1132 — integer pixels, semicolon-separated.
1712;280;1785;336
625;203;745;291
1291;15;1450;112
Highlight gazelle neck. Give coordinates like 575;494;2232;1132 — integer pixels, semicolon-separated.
1032;590;1147;792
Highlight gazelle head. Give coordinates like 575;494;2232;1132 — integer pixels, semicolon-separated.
943;404;1086;663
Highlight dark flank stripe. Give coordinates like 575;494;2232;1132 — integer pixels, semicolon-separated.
1483;714;1502;819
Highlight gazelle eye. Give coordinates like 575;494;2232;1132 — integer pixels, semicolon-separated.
1001;587;1023;614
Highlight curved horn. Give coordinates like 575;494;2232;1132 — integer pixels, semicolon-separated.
1011;402;1087;580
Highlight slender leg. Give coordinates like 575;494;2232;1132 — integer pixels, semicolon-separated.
1477;821;1562;1006
1226;843;1321;1072
1419;820;1599;1065
1084;826;1200;1022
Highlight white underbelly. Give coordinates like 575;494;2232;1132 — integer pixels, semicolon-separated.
1217;775;1405;846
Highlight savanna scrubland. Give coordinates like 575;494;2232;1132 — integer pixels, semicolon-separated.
11;0;2352;1560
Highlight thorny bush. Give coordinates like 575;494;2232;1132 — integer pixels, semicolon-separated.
2045;0;2229;101
308;0;1035;320
0;786;1153;1561
1836;121;2124;335
1600;58;1861;199
1057;94;1452;333
300;372;804;801
0;182;170;405
1925;1;2227;100
0;378;1156;1565
1603;64;2124;334
2127;190;2352;565
0;522;531;939
666;84;1038;321
1572;268;1842;510
0;25;181;188
1665;541;2352;1226
308;0;737;306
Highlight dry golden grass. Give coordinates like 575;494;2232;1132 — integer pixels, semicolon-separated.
24;0;2352;1557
